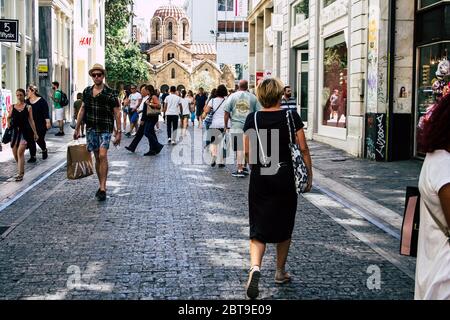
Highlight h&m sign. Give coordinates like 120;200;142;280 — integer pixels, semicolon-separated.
78;34;94;48
0;19;19;43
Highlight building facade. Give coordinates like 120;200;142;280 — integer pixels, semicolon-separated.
38;0;74;121
184;0;249;84
248;0;421;161
148;4;235;92
0;0;40;95
72;0;105;101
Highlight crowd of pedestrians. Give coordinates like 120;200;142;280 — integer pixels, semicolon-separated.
3;60;448;301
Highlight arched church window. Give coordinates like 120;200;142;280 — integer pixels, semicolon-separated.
183;23;187;41
171;68;176;79
168;53;175;61
168;22;173;40
155;22;160;41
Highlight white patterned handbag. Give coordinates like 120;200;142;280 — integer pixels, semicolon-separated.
286;110;309;194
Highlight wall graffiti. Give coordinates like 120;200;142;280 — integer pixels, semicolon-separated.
367;4;379;113
376;113;386;159
365;112;386;161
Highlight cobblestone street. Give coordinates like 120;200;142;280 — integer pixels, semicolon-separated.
0;125;418;300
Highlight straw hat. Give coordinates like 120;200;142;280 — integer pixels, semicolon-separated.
89;63;106;76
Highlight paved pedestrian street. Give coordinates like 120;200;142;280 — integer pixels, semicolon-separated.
0;126;417;300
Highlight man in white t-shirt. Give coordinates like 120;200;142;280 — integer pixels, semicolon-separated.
163;86;182;144
126;85;142;137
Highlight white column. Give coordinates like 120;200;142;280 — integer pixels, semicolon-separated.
19;0;27;89
8;0;17;93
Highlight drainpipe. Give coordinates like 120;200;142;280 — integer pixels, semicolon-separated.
386;0;396;161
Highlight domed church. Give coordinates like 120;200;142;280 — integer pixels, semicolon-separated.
147;3;235;92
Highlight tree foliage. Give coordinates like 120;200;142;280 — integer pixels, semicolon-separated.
105;0;149;87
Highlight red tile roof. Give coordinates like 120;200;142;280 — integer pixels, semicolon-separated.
191;43;216;55
153;5;187;21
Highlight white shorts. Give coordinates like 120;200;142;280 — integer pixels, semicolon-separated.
55;108;65;121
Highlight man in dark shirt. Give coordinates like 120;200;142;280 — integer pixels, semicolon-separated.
73;63;121;201
280;86;297;111
195;87;208;128
160;89;169;123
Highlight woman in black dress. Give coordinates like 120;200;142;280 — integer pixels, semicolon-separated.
243;78;313;299
7;89;39;181
26;85;51;163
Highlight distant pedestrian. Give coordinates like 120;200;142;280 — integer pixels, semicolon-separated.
7;89;39;181
243;78;313;299
155;89;161;132
415;93;450;300
187;90;195;126
280;86;297;111
164;86;182;145
51;81;65;136
180;90;191;138
203;85;228;168
73;63;121;201
118;83;128;133
125;84;142;137
73;93;85;137
27;85;51;163
125;85;163;156
224;80;261;178
161;88;169;124
195;88;207;128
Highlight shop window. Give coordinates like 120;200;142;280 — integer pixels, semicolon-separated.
0;0;5;19
293;0;309;26
235;64;243;80
322;32;347;128
416;42;450;155
1;46;8;89
218;0;233;11
419;0;444;9
218;21;226;33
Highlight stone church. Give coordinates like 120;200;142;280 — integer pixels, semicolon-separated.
147;4;235;93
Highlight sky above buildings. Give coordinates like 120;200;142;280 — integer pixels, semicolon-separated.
134;0;185;24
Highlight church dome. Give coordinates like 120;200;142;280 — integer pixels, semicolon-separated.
153;5;187;21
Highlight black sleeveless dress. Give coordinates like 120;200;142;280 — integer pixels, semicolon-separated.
243;110;304;244
10;105;33;149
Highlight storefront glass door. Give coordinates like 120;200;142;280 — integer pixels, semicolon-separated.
416;41;450;156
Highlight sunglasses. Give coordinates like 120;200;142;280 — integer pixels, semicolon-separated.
91;73;104;78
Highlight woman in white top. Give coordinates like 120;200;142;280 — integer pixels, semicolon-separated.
415;94;450;300
202;85;228;168
180;90;191;138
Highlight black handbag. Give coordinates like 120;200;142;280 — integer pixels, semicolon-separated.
400;186;450;257
400;187;421;257
1;127;12;144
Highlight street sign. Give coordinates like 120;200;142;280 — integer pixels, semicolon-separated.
0;19;19;43
38;58;49;77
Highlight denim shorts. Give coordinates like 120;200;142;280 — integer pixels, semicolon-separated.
86;129;112;152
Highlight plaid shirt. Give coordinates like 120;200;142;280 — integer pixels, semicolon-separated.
83;85;118;133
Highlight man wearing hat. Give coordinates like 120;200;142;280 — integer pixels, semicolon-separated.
73;63;122;201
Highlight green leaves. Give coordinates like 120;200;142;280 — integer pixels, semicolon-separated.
105;0;149;87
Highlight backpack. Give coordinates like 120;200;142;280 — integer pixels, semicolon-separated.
58;90;69;107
